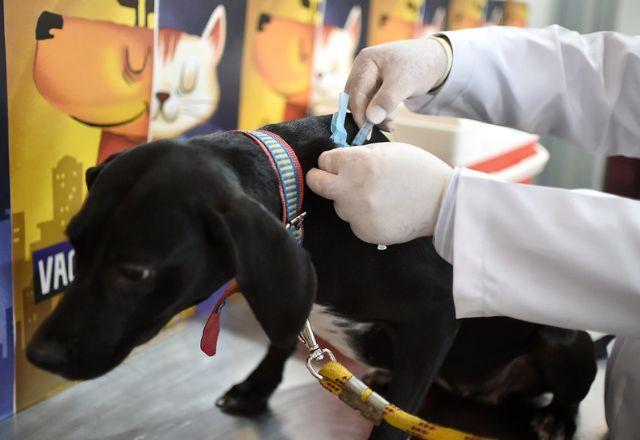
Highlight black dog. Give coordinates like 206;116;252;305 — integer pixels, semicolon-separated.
28;115;596;439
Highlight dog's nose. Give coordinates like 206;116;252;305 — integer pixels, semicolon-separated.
156;92;170;106
27;339;67;371
36;11;64;41
257;13;271;32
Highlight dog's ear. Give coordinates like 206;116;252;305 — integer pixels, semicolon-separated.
85;165;102;190
85;152;123;190
205;194;316;348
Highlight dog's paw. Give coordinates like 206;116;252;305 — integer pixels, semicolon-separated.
215;383;269;416
530;408;576;440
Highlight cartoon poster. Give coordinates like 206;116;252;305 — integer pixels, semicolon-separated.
367;0;424;46
486;0;528;27
238;0;324;129
502;0;529;27
486;0;505;26
311;0;366;105
420;0;449;36
154;0;244;139
4;0;155;411
448;0;487;30
0;0;15;421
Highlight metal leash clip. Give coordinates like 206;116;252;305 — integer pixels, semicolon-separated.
298;320;336;380
286;211;307;233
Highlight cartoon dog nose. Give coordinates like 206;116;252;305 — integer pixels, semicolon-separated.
27;339;67;371
156;92;170;106
36;11;64;41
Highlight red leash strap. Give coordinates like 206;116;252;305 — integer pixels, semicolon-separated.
200;279;239;356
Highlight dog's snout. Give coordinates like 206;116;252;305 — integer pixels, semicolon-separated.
36;11;64;41
27;339;67;371
257;13;271;32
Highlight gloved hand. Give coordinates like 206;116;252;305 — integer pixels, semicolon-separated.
345;37;452;129
306;142;453;245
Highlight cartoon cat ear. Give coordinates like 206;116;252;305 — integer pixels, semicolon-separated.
344;6;362;44
202;5;226;64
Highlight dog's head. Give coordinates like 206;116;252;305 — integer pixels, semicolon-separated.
27;139;316;380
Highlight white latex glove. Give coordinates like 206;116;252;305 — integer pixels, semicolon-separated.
306;142;453;245
345;37;452;129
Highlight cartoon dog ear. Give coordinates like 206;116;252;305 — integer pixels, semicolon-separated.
202;5;226;64
344;6;362;44
205;194;316;349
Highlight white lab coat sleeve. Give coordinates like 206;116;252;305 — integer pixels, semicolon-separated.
405;25;640;157
433;168;640;336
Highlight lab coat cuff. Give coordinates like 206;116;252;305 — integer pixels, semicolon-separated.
405;30;477;114
433;167;461;264
450;168;498;319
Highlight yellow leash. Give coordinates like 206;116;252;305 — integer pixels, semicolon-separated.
298;322;487;440
317;361;484;440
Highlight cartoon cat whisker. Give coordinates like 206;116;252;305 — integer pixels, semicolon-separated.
177;98;216;103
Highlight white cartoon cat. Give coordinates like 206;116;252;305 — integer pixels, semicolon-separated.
415;6;447;38
312;6;362;103
151;5;226;139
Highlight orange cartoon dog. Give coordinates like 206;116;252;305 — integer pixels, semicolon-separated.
251;1;321;121
34;10;153;163
368;0;425;45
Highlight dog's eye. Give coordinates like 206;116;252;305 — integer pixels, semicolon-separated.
120;264;152;282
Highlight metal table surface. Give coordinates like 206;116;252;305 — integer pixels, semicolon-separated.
0;299;608;440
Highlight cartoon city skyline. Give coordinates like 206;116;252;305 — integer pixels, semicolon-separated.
12;156;83;409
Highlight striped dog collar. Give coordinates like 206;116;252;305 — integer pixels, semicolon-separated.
239;129;306;243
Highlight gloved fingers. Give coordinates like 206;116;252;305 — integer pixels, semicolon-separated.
345;56;380;128
366;77;414;125
377;118;395;133
306;168;341;201
349;221;386;246
333;202;352;223
348;90;373;128
317;147;366;174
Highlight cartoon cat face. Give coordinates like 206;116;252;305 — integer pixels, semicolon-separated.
312;6;361;102
151;5;226;140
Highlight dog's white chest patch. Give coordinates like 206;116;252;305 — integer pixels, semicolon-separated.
308;305;373;363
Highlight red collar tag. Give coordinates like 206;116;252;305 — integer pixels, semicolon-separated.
200;279;239;356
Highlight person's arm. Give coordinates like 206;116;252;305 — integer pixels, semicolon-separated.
435;168;640;336
407;26;640;157
307;143;640;337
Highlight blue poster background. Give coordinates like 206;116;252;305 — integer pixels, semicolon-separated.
0;0;15;421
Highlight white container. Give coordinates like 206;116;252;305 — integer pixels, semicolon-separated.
311;100;549;183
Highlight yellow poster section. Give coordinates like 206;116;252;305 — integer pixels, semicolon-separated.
448;0;488;30
503;0;529;27
367;0;425;46
238;0;324;129
4;0;155;410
